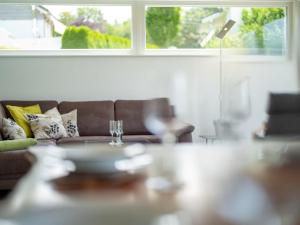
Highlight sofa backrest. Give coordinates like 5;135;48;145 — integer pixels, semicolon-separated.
58;101;114;136
115;98;172;135
266;93;300;135
0;99;173;137
1;100;58;118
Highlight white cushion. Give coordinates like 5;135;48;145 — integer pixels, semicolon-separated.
2;118;26;140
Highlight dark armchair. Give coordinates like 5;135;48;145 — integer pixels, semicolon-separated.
255;93;300;140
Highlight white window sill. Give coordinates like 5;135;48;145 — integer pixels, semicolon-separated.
0;49;289;63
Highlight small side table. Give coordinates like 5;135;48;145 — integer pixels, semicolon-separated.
199;135;218;144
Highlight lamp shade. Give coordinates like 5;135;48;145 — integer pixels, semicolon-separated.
216;20;236;39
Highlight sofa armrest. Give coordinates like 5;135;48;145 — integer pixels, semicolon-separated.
173;123;195;138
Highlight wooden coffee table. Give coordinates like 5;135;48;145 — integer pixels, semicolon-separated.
46;143;300;225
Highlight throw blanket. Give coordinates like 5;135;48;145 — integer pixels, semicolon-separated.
0;138;37;152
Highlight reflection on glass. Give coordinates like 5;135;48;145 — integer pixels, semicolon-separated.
145;6;286;55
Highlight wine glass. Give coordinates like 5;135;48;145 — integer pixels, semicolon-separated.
109;120;116;145
144;99;178;144
115;120;124;145
225;77;252;140
144;74;189;192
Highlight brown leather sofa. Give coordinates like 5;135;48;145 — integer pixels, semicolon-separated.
0;98;194;190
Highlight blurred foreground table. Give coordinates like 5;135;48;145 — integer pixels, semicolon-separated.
50;143;300;225
2;142;300;225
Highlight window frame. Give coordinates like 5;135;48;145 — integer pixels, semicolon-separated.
0;0;293;59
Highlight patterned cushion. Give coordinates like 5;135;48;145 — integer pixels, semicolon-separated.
45;107;79;138
25;113;67;139
6;104;42;138
61;110;79;137
1;118;26;140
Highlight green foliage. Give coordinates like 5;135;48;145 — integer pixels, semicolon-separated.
106;21;131;39
61;26;131;49
59;11;76;25
77;7;105;24
205;34;244;49
146;43;159;49
146;7;181;48
58;6;285;53
58;7;131;41
240;8;285;49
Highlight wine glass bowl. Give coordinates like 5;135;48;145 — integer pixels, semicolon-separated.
227;78;251;123
115;120;124;145
144;99;181;144
217;77;252;140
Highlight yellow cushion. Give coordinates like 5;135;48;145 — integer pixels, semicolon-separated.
6;105;42;138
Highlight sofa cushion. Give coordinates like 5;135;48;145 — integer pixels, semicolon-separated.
37;139;56;146
56;135;160;145
58;101;114;136
61;110;80;137
114;98;172;135
2;101;58;118
6;105;42;138
0;150;33;176
25;113;68;139
122;135;161;144
2;118;26;140
57;136;111;145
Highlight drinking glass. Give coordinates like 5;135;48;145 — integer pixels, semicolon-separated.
144;74;189;192
227;77;251;123
116;120;124;145
109;120;116;145
220;77;251;140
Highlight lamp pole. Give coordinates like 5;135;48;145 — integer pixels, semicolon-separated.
216;19;236;121
219;36;223;120
214;20;236;139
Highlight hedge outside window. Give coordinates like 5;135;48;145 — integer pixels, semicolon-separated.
0;5;132;50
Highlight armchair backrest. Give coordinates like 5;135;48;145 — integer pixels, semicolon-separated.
266;93;300;136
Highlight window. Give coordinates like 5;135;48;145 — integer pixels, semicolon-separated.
145;6;287;56
0;2;291;56
0;4;132;50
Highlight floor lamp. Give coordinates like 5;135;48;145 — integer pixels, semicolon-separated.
214;19;236;138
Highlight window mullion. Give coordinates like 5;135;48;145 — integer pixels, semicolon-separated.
132;2;145;55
